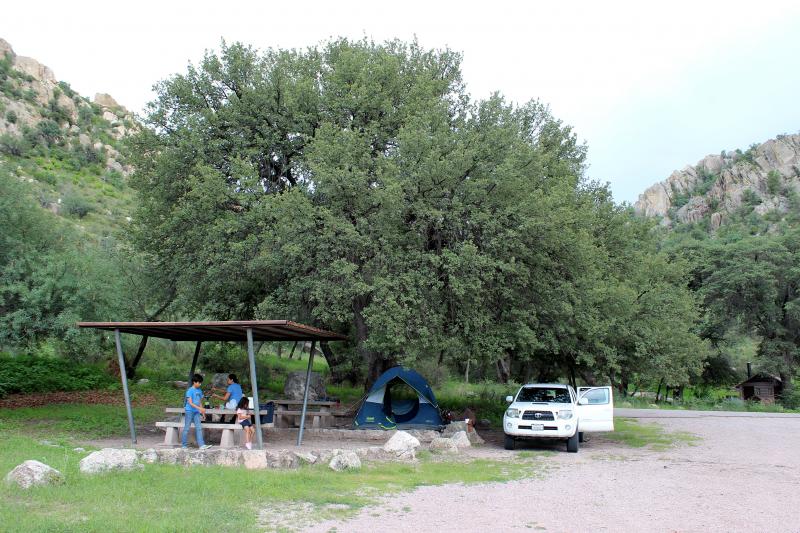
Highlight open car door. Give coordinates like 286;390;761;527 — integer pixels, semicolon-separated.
577;387;614;432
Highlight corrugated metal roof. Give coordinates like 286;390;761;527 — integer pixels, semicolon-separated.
77;320;347;342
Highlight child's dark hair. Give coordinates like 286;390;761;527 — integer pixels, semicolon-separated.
237;397;250;409
192;373;203;384
228;373;239;384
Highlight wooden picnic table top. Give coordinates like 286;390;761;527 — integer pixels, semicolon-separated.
165;400;337;416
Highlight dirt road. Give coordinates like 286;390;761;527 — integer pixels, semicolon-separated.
308;410;800;532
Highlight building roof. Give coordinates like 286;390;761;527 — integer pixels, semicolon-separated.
735;373;782;388
77;320;347;342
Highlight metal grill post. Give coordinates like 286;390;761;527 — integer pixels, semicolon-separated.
246;328;264;449
114;329;137;445
297;340;316;446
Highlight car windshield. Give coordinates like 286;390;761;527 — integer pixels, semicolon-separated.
517;387;571;403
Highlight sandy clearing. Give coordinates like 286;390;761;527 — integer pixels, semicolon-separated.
307;412;800;533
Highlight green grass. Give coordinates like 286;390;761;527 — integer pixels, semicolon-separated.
0;430;540;532
604;418;701;451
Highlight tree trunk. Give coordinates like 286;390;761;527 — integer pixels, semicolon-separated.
354;296;382;390
288;341;298;360
465;359;470;384
319;341;360;385
276;343;282;359
125;335;149;379
568;365;577;389
495;354;511;383
655;378;664;403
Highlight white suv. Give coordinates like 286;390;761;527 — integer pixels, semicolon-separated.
503;384;614;452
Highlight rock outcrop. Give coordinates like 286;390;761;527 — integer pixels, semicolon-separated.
635;134;800;229
283;371;326;400
0;37;136;144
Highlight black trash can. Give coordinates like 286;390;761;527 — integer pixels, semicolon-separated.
258;402;274;424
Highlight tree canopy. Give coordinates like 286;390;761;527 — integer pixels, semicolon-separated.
130;38;705;389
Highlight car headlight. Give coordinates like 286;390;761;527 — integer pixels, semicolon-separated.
505;408;520;419
557;410;573;420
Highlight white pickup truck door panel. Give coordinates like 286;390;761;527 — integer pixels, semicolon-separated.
576;386;614;432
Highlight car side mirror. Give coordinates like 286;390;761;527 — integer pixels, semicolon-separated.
578;397;589;405
505;396;514;403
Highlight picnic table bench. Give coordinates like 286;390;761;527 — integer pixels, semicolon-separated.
157;400;342;447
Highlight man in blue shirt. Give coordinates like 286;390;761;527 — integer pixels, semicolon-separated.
182;374;211;449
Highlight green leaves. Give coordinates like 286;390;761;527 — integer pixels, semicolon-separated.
130;38;705;387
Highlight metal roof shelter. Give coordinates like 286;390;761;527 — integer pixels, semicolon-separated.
78;321;347;449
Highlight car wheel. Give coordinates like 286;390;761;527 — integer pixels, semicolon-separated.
567;430;580;453
578;431;585;443
504;434;516;450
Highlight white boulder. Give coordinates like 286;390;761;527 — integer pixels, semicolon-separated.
329;452;361;471
429;437;459;454
383;431;420;461
79;448;141;474
450;431;472;449
5;460;64;489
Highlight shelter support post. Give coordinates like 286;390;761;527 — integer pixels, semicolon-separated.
188;341;202;385
114;329;137;445
246;328;264;449
297;340;317;446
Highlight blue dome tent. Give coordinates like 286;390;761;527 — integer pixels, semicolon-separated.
354;367;444;429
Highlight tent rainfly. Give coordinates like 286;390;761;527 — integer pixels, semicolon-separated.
354;366;444;429
78;321;347;449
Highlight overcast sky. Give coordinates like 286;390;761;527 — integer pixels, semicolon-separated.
4;0;799;203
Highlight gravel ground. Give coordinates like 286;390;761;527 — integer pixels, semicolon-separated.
308;410;800;533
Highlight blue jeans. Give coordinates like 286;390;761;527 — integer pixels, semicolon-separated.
181;411;204;447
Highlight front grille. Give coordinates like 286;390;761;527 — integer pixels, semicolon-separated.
522;410;555;421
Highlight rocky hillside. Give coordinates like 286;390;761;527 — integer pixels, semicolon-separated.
0;37;137;237
635;134;800;231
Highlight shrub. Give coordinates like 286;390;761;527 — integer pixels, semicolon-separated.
742;189;761;207
0;354;113;398
767;170;781;196
78;105;94;127
62;192;93;218
5;109;16;123
35;119;63;146
0;133;27;156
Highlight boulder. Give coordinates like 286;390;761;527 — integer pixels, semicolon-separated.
139;449;158;464
186;449;219;467
450;431;472;449
405;429;439;442
211;373;229;390
293;451;318;465
429;438;459;454
216;449;243;467
94;93;122;110
383;431;420;460
155;448;187;465
442;421;484;444
0;38;15;58
265;450;299;469
79;448;141;474
283;371;326;400
242;450;268;470
354;446;391;462
329;452;361;471
5;460;64;489
314;448;345;464
101;110;118;123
